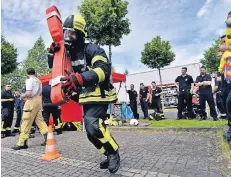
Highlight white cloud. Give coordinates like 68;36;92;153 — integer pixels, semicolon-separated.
222;0;231;3
196;0;212;18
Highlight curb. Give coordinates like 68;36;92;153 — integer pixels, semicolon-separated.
109;126;225;132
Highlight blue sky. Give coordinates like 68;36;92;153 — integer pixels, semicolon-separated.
1;0;231;73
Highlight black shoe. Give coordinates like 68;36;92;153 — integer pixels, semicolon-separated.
56;130;62;135
100;158;109;169
41;142;46;146
5;133;15;137
177;117;182;120
12;140;28;150
30;128;36;134
1;134;6;139
12;129;19;134
12;145;28;150
108;150;120;174
41;133;48;146
199;116;206;121
213;117;218;121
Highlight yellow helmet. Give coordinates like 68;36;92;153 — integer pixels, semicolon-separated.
63;13;87;37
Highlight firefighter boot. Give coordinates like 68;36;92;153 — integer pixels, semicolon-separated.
1;132;6;139
100;151;110;169
56;129;62;135
12;140;28;150
108;150;120;173
100;157;109;169
41;133;48;146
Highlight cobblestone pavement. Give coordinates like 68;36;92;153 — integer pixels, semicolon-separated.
1;130;231;177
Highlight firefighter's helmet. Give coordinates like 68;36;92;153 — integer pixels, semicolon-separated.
63;13;87;37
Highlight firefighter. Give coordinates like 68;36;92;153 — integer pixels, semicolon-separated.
213;72;227;119
12;90;23;134
196;66;218;121
47;14;120;173
1;84;15;138
150;81;164;119
175;67;194;119
125;84;139;119
139;83;150;119
20;86;37;136
42;85;62;135
12;68;48;150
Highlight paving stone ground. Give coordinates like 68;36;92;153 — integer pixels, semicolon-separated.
1;130;231;177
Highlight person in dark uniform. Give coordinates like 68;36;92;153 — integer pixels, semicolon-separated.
47;14;120;173
175;67;194;119
213;72;227;119
1;84;15;138
12;90;23;134
125;84;139;119
139;83;150;119
42;85;62;135
196;66;218;121
150;81;164;119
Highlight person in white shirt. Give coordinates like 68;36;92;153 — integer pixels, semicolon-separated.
12;68;48;150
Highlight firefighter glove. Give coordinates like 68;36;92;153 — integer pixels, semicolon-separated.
61;70;84;93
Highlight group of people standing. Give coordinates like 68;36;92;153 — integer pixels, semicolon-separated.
1;68;62;145
124;64;229;122
126;81;164;120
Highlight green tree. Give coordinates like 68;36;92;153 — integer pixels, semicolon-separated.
1;66;25;91
124;69;129;75
141;36;175;86
200;40;220;73
78;0;131;62
22;36;49;77
1;35;18;75
1;36;49;90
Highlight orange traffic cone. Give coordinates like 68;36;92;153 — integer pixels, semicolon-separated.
40;125;62;161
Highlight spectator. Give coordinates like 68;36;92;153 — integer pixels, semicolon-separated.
175;67;194;119
12;90;23;134
1;84;15;138
196;66;218;121
150;81;164;119
139;83;150;119
213;72;227;119
125;84;139;119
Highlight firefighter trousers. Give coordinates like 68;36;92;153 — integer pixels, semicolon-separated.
130;101;139;119
177;92;193;118
152;98;164;118
140;98;149;118
43;106;62;132
227;89;231;128
14;109;22;130
83;104;119;155
216;93;226;115
1;108;14;135
199;94;218;118
17;95;48;146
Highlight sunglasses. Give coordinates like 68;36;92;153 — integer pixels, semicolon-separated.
7;86;12;87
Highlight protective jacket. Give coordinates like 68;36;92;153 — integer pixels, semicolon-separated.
48;43;117;104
